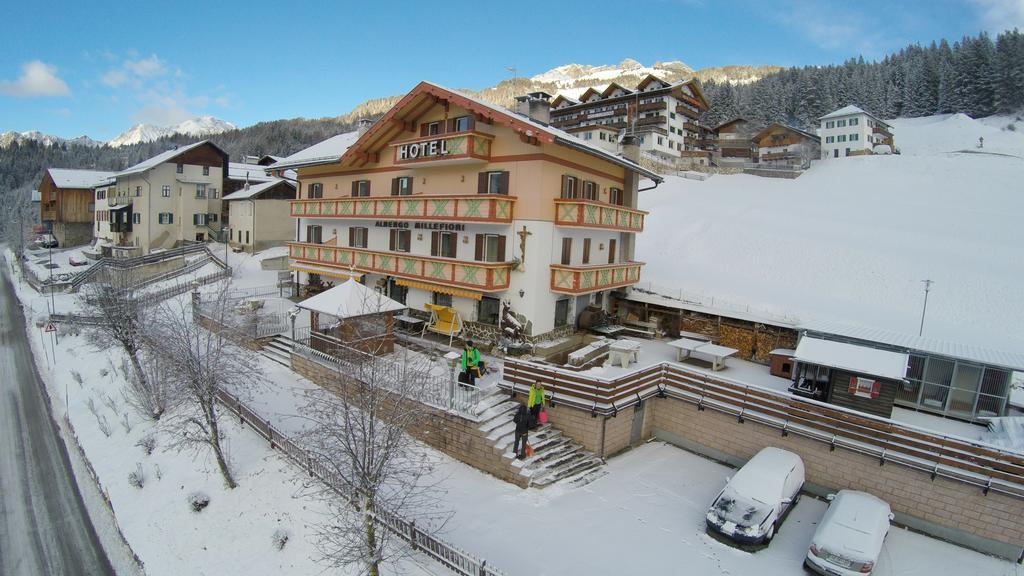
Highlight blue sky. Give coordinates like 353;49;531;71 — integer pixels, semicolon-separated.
1;0;1021;140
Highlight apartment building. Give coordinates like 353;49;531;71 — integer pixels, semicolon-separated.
549;74;709;160
272;81;661;340
753;123;821;167
707;117;761;166
94;141;228;255
224;178;296;252
819;104;895;159
38;168;116;247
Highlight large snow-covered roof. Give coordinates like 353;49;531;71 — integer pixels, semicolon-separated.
819;105;891;127
228;162;276;183
222;178;294;201
297;278;406;319
115;140;217;177
795;336;908;380
801;320;1024;372
47;168;117;189
269;131;360;171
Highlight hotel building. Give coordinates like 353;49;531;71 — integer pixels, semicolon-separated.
272;81;662;340
548;75;710;161
819;104;895;159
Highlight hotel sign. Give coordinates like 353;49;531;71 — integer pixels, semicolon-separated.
398;139;450;160
375;221;466;231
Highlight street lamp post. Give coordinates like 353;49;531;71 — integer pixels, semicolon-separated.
918;279;933;337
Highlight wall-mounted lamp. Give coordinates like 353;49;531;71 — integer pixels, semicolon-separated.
422;177;427;184
416;233;423;241
599;243;605;250
519;289;525;298
463;235;469;243
460;175;465;182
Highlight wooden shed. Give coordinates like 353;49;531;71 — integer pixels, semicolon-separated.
790;336;908;418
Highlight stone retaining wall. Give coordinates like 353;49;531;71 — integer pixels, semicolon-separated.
291;354;528;488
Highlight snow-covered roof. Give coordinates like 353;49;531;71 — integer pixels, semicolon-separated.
115;140;219;178
801;320;1024;372
727;447;802;503
47;168;117;189
418;81;662;182
222;178;294;201
268;131;361;171
228;162;276;183
297;279;406;319
754;123;820;143
30;189;41;202
812;490;891;563
794;336;908;380
819;105;891;127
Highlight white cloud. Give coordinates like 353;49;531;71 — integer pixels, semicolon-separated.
769;1;889;57
972;0;1024;33
98;53;229;126
0;61;71;98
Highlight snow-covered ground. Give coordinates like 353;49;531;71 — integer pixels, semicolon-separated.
637;112;1024;355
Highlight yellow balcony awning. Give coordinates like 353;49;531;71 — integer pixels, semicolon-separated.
395;278;482;300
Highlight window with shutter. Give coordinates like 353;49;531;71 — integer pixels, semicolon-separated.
561;238;572;265
582;238;591;264
561;175;577;199
607;238;616;264
309;183;323;198
431;231;457;258
583;181;598;200
474;234;483;261
392;176;412;196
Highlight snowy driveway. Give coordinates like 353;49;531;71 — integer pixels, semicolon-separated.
0;258;115;576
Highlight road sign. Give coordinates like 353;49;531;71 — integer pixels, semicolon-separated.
44;321;57;333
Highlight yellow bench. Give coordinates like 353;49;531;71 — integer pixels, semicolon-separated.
423;303;462;344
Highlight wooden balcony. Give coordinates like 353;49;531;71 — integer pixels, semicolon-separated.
638;101;667;112
554;199;645;232
682;121;700;132
550;262;643;295
637;116;665;127
676;105;700;120
288;242;513;293
291;194;516;223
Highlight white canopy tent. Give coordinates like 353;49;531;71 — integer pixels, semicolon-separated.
297;279;406;319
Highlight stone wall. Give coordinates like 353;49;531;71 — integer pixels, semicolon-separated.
291;354;528;488
539;399;641;459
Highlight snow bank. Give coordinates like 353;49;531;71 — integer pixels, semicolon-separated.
637;114;1024;353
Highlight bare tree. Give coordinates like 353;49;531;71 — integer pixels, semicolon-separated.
122;346;177;420
299;290;449;576
148;284;262;489
79;268;153;408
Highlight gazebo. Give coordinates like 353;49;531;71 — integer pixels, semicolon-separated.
297;279;406;356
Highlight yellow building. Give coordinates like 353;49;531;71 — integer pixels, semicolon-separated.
272;82;662;340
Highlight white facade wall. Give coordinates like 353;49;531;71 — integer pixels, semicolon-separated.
819;113;890;159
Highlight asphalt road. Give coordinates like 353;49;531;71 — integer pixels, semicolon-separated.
0;257;115;576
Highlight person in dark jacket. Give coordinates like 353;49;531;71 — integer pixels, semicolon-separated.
512;403;530;459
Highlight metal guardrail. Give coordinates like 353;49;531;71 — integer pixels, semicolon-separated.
501;358;1024;499
214;387;506;576
69;243;219;290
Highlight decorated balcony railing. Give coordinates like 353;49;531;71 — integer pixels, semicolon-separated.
549;262;644;295
676;105;700;119
288;242;512;293
554;199;646;232
291;194;516;223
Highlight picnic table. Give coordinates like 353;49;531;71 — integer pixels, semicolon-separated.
667;337;738;371
394;314;424;334
608;339;641;368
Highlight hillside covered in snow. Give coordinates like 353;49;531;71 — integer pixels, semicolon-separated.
636;113;1024;354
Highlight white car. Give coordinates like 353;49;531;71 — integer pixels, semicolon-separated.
805;490;893;576
705;447;805;545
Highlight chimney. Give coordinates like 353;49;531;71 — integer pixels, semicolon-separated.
620;134;640;163
514;91;552;124
357;118;374;136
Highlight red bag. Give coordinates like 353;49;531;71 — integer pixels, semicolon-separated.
525;443;535;458
538;409;549;424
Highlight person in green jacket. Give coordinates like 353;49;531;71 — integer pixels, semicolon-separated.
527;381;546;429
460;340;482;386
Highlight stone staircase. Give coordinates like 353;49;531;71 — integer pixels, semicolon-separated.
473;392;607;488
260;334;294;367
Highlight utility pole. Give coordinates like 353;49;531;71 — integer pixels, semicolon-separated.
918;279;933;337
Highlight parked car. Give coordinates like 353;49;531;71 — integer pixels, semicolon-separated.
705;447;805;545
34;233;58;248
805;490;893;576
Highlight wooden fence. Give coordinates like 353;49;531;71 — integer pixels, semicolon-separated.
213;388;506;576
502;359;1024;498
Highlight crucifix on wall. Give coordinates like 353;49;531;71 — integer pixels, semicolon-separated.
517;225;531;272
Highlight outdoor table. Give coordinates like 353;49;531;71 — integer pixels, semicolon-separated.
608;339;641;368
394;314;424;334
668;338;738;371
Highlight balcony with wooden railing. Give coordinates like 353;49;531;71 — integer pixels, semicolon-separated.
637;116;666;127
288;242;513;293
682;121;700;132
676;105;700;120
291;194;516;224
638;101;667;112
550;261;643;294
554;199;645;232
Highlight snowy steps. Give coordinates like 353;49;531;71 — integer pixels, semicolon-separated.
260;335;294;367
473;391;606;489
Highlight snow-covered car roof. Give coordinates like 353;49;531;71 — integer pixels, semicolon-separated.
813;490;891;562
726;447;802;505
